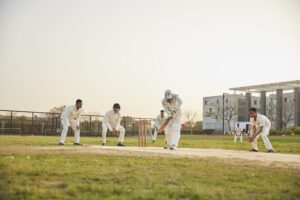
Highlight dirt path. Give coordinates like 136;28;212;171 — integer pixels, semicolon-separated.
1;145;300;168
89;146;300;164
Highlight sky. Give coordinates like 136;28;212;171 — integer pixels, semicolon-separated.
0;0;299;118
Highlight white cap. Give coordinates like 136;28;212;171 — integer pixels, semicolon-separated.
165;90;173;99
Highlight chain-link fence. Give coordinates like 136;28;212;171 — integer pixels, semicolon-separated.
0;110;155;137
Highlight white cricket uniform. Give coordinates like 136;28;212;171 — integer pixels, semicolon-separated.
250;114;273;151
152;114;168;141
234;127;243;143
162;94;183;148
102;110;125;144
59;105;82;144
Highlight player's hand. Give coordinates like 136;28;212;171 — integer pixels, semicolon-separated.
112;130;119;135
76;125;80;130
249;137;254;142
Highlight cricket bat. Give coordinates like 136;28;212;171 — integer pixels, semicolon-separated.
158;117;172;133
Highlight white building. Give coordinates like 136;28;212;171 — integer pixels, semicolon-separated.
203;93;295;133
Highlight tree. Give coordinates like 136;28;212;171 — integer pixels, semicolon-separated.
282;100;294;128
205;100;237;133
268;100;294;129
49;105;66;113
183;110;199;134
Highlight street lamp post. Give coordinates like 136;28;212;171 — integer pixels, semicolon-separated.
222;93;228;135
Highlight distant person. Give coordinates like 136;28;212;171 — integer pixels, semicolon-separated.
248;107;274;153
162;90;183;150
152;110;168;143
102;103;125;146
59;99;83;145
234;123;243;143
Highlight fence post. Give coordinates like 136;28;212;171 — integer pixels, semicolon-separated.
89;115;92;136
32;112;34;135
10;111;12;134
52;113;55;135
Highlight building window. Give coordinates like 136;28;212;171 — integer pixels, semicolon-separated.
209;108;213;112
225;99;228;103
217;99;219;104
284;98;288;103
254;100;257;105
205;101;208;105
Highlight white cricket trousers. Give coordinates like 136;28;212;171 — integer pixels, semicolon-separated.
59;119;80;144
234;134;243;143
165;115;182;148
152;125;160;141
102;123;125;144
251;125;273;151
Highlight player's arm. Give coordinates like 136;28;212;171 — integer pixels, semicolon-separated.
103;113;113;131
61;106;71;126
162;100;172;117
76;112;81;130
154;117;160;130
175;95;183;107
115;116;122;133
250;126;264;142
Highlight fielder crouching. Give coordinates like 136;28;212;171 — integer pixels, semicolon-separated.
152;110;167;143
59;99;83;145
102;103;126;146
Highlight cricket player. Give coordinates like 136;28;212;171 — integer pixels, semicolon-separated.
248;107;274;153
102;103;125;146
59;99;83;145
162;90;183;150
234;123;243;143
152;110;168;143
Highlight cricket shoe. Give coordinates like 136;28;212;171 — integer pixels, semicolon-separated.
170;145;176;150
58;142;64;145
102;143;106;146
117;143;125;147
249;149;258;152
74;143;81;145
267;149;274;153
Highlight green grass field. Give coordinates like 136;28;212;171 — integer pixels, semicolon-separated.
1;135;300;200
0;134;299;154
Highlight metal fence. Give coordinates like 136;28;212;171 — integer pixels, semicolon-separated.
0;110;155;137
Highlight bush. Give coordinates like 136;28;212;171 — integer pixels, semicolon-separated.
288;126;300;135
181;130;203;135
201;129;215;135
269;129;278;136
269;126;300;136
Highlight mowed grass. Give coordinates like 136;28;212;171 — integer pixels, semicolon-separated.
0;135;300;200
0;134;299;154
1;153;300;200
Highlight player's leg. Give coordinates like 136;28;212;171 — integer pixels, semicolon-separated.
261;126;273;152
70;120;80;144
250;134;260;151
59;119;69;144
240;134;243;143
152;125;158;142
164;123;173;148
234;134;237;143
117;126;125;146
102;123;108;145
170;115;182;150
